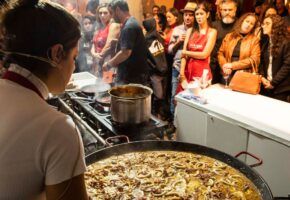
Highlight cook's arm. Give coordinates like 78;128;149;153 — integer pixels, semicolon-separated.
106;49;132;68
46;174;88;200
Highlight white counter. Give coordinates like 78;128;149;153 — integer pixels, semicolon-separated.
68;72;97;90
175;84;290;147
175;84;290;197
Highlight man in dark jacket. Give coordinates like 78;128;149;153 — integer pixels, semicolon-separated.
210;0;238;84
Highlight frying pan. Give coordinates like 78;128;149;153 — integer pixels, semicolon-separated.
79;81;111;107
80;82;110;96
94;92;111;107
86;140;273;200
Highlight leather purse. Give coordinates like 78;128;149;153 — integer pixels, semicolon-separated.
229;58;262;95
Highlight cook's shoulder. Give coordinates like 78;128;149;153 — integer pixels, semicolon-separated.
48;113;77;137
41;101;75;128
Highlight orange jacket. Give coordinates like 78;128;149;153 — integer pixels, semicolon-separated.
217;33;260;72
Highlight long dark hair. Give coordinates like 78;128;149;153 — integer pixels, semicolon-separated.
231;12;259;39
166;7;182;28
1;0;81;76
259;5;277;22
267;14;289;58
157;13;167;32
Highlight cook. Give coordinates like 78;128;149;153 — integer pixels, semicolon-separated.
103;0;149;85
0;0;88;199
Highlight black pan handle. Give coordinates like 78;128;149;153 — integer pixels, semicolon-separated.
235;151;263;168
105;135;130;146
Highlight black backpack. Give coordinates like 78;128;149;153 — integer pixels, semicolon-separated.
143;18;168;76
146;38;168;75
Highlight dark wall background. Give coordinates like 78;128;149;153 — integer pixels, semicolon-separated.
173;0;255;18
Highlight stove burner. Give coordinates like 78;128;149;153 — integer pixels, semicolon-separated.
89;102;109;115
75;92;91;98
103;115;166;141
58;91;169;143
104;115;161;127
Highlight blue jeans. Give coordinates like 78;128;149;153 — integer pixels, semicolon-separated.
170;68;179;115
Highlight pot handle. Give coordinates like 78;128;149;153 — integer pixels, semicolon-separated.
235;151;263;168
115;99;135;104
105;135;130;146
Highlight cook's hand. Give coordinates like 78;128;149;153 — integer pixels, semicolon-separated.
92;52;102;59
103;61;115;71
222;63;233;75
103;61;109;71
95;53;103;60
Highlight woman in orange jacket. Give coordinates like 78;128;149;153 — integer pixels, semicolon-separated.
218;12;261;85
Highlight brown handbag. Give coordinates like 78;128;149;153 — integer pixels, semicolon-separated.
229;58;262;94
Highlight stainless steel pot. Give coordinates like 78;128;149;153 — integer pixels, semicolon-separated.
108;84;153;124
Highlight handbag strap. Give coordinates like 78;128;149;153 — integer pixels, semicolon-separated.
249;58;257;74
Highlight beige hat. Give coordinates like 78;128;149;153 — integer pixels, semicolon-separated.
181;2;197;13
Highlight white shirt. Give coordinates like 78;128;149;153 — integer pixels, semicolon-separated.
8;64;49;99
168;24;188;54
168;24;189;71
267;40;273;81
0;65;86;199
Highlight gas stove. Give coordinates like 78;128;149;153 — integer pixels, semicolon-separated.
64;91;168;140
47;90;169;155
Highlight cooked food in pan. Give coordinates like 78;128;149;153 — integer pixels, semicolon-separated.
85;151;261;199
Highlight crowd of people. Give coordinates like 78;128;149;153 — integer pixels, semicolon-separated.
61;0;290;122
1;0;289;127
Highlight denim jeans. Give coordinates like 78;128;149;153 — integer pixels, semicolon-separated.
170;67;179;115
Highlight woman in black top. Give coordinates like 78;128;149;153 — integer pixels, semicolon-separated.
75;15;95;73
260;14;290;102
